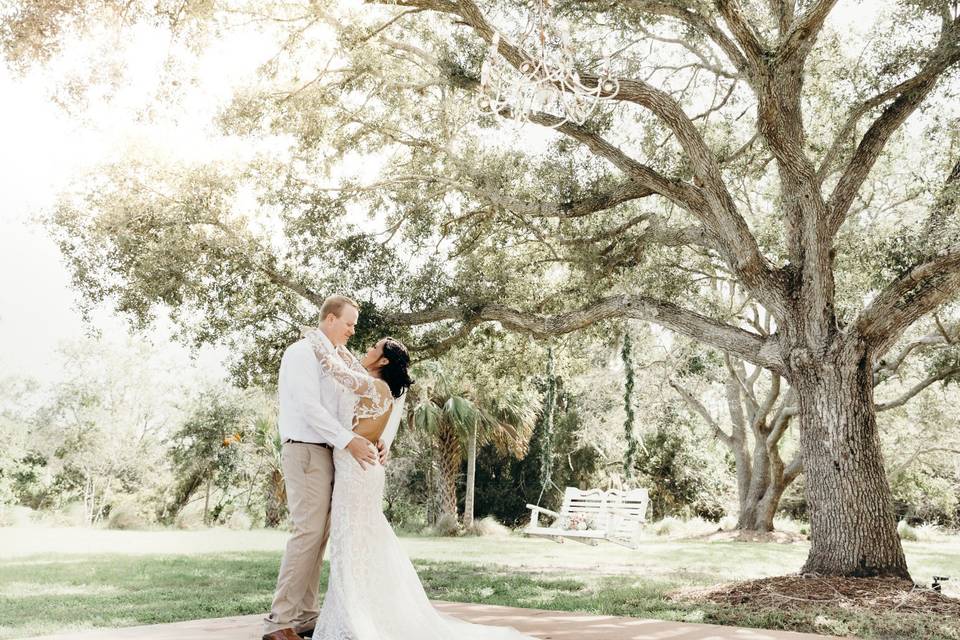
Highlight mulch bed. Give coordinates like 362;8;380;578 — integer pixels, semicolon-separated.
670;574;960;617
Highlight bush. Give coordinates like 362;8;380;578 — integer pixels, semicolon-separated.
634;404;731;521
465;392;602;526
0;505;34;527
914;523;948;541
33;503;87;527
226;509;252;530
464;516;510;537
890;470;958;527
648;516;718;538
107;498;151;530
383;443;430;533
897;520;918;541
174;504;206;530
777;478;808;521
422;512;460;537
651;516;682;537
772;517;806;534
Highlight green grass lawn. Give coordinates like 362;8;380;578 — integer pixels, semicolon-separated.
1;527;959;640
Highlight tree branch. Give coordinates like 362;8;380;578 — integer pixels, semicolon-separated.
754;371;782;429
777;0;837;61
669;379;734;446
783;454;802;484
874;322;960;378
257;265;325;308
854;244;960;356
923;156;960;240
386;0;787;317
526;112;707;211
875;366;960;412
767;388;798;447
767;0;796;36
890;447;960;477
407;318;482;359
388;295;785;371
715;0;768;65
618;1;749;73
826;16;960;233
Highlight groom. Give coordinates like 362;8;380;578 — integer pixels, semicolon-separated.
263;294;385;639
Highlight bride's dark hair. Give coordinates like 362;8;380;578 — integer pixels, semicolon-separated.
379;337;414;398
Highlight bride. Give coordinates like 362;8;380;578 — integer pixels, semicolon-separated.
301;327;535;640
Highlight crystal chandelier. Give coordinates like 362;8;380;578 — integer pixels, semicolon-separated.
477;0;619;128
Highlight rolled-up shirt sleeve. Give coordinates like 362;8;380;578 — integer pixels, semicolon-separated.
288;345;356;450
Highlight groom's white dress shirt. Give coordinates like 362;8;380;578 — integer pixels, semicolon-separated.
278;335;356;449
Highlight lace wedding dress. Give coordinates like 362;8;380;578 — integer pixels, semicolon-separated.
303;329;534;640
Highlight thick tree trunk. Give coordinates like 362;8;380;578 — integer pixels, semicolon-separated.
736;471;790;531
795;342;910;578
737;442;771;530
756;473;791;531
463;426;477;527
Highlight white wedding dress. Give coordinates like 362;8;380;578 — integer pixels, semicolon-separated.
303;330;535;640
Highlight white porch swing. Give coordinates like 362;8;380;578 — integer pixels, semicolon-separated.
521;344;650;549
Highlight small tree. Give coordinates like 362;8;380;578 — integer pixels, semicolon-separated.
411;363;535;526
162;391;248;524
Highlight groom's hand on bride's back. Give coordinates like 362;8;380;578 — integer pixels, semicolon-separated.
346;436;378;470
376;440;390;466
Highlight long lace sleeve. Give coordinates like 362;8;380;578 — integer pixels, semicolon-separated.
338;345;369;376
301;327;392;419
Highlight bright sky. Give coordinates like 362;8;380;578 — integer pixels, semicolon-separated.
0;2;899;386
0;18;279;383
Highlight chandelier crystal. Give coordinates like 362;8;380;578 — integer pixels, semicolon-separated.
477;0;619;128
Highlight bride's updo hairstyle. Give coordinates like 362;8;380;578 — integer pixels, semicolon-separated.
379;337;414;398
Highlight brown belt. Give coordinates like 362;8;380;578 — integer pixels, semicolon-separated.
283;439;333;450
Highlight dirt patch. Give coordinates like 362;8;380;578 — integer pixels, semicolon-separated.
670;574;960;617
691;529;809;544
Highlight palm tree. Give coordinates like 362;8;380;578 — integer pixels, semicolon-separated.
411;365;536;527
463;392;536;527
412;394;464;522
252;412;286;528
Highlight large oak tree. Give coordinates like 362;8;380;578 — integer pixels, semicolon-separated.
8;0;960;578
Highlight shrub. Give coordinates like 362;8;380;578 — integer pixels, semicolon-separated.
174;504;206;530
913;523;947;542
777;478;808;521
897;520;918;541
634;404;731;521
226;509;252;530
423;512;460;537
651;516;682;537
468;385;601;526
383;444;430;533
772;517;806;534
890;470;958;527
464;516;511;537
648;516;717;538
106;498;151;530
0;505;34;527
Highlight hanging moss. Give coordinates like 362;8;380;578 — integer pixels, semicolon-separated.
622;329;639;482
539;344;556;491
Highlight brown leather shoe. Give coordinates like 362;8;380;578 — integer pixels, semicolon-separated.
262;628;301;640
293;621;316;638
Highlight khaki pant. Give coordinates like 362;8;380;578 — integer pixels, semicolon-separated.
264;443;335;633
